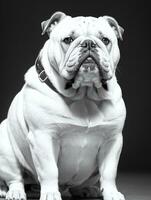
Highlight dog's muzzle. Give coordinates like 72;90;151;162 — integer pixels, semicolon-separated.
63;39;112;89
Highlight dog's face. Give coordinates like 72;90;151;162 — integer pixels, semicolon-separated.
41;12;124;90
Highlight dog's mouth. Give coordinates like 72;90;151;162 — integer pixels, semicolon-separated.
79;56;98;70
65;55;112;90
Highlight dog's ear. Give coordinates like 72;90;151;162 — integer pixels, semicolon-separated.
103;16;124;40
41;11;67;36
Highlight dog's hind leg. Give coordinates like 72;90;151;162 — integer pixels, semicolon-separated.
0;120;26;200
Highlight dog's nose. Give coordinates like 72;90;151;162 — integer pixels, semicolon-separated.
81;39;96;50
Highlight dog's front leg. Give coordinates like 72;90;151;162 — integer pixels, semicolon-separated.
27;131;62;200
98;133;125;200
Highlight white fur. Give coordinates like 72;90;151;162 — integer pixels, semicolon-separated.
0;13;126;200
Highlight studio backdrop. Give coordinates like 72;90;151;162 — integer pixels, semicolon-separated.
1;0;151;172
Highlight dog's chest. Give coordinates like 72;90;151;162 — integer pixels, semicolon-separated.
57;124;105;185
60;98;123;127
53;99;124;185
61;99;111;126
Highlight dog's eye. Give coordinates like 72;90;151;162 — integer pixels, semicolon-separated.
63;37;74;44
101;37;110;45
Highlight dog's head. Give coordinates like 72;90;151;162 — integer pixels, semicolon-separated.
41;12;124;91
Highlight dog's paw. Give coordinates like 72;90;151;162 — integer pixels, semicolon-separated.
6;189;26;200
0;184;7;198
40;191;62;200
102;187;125;200
6;183;26;200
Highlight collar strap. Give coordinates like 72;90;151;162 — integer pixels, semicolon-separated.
35;57;64;96
35;57;108;96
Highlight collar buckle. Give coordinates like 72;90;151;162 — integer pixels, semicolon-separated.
38;70;48;82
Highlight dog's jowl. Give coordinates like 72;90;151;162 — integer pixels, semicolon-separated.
0;12;126;200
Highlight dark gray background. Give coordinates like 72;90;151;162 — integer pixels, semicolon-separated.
1;0;151;173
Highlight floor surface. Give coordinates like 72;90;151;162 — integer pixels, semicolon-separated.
0;173;151;200
117;172;151;200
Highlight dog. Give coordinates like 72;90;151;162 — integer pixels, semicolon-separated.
0;12;126;200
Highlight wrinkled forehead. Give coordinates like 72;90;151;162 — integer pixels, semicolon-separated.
53;16;115;39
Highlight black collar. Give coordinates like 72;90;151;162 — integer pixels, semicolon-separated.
35;57;108;95
35;57;64;96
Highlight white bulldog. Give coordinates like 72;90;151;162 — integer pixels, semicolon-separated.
0;12;126;200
